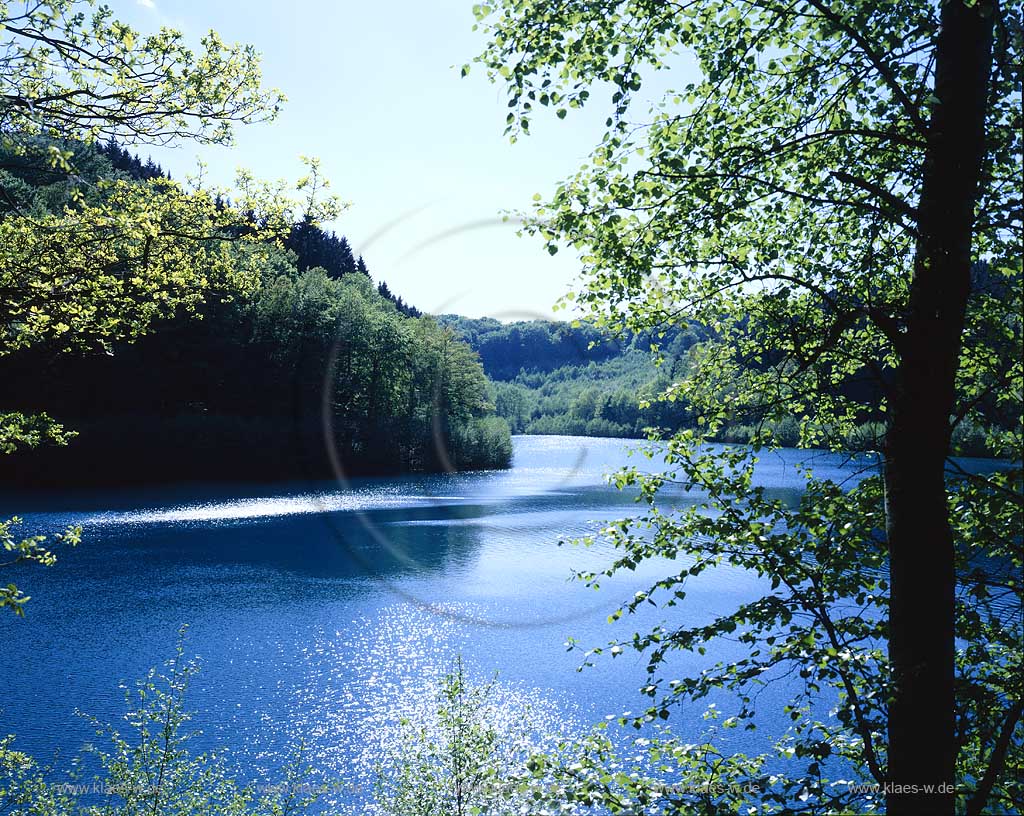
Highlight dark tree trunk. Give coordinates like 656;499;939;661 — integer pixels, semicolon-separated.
884;2;995;814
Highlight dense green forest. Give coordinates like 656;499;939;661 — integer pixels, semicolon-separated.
0;138;511;486
440;315;703;438
443;315;1005;455
444;315;1003;454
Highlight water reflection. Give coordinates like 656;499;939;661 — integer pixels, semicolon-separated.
0;436;873;807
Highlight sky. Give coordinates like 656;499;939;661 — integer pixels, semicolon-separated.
109;0;624;320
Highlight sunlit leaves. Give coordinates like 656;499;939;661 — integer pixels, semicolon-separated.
0;632;325;811
0;0;284;147
0;171;338;356
0;516;80;616
477;0;1022;812
373;659;540;815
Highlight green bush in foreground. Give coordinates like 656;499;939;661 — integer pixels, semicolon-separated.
371;658;534;816
0;633;321;816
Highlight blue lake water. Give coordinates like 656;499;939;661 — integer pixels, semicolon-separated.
0;435;872;806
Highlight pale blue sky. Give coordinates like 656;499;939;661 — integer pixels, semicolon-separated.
112;0;627;319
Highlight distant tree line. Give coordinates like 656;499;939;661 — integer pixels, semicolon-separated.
439;315;623;379
445;315;1005;455
438;315;704;437
490;352;696;438
95;138;170;180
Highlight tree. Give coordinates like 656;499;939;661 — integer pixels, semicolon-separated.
284;216;358;278
492;380;532;432
245;268;509;475
475;0;1021;813
0;0;340;615
0;1;282;146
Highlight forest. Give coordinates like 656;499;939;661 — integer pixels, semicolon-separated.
446;315;1006;455
441;314;701;437
0;138;511;486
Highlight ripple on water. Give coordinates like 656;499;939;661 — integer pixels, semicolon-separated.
227;602;581;811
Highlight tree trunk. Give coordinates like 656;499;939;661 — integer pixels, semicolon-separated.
884;3;995;814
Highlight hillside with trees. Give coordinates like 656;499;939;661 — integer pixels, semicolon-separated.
440;315;704;438
0;137;510;486
444;315;1006;455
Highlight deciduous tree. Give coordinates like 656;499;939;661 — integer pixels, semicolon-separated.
475;0;1022;812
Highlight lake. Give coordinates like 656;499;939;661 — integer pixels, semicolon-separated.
0;435;871;806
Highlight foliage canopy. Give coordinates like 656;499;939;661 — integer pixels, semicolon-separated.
475;0;1022;813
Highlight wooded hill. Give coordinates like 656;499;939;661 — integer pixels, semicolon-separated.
0;139;511;486
443;314;1004;455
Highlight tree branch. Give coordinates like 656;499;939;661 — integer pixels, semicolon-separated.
966;695;1024;816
